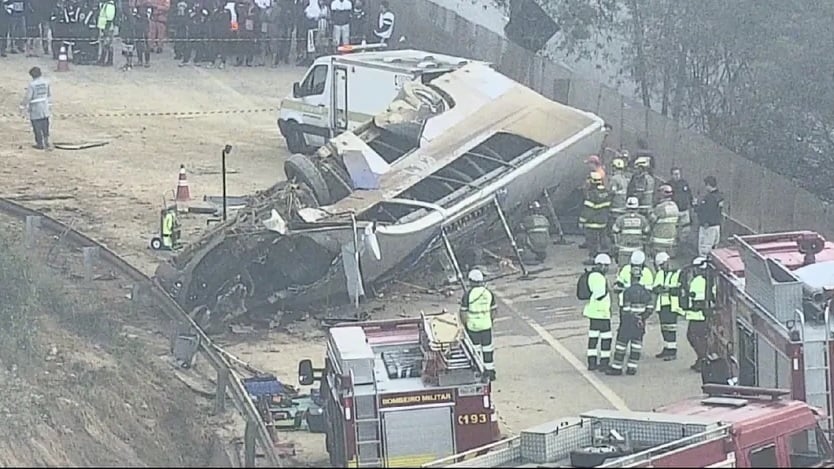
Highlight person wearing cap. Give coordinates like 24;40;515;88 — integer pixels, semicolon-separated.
518;201;551;264
460;269;497;380
649;184;680;259
607;262;654;376
19;66;52;150
579;171;612;265
582;253;613;371
585;154;606;184
614;250;654;310
695;175;724;257
684;257;711;372
611;197;650;267
653;252;682;360
607;156;630;219
627;156;655;213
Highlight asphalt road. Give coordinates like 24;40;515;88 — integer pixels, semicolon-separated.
479;235;702;434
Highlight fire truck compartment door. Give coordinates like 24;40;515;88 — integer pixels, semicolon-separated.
382;406;454;467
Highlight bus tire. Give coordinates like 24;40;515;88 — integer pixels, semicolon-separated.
285;154;332;206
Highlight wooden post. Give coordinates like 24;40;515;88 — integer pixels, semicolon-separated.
244;420;256;467
214;368;229;415
24;215;41;248
82;246;99;282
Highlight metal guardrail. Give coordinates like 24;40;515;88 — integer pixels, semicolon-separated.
0;198;281;468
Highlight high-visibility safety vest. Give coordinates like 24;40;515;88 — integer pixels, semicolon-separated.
97;1;116;30
616;265;654;306
582;271;611;320
162;212;175;237
650;200;680;245
685;274;708;321
612;212;650;249
653;267;682;313
579;186;612;230
465;286;494;332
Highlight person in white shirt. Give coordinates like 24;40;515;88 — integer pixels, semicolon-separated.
330;0;351;46
373;0;393;45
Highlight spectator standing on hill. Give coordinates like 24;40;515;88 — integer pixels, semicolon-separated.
349;0;365;43
329;0;349;47
275;0;294;64
7;0;27;53
372;0;393;45
0;3;10;57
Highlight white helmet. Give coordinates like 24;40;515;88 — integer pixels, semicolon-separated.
692;257;708;268
468;269;484;282
626;197;639;209
630;250;646;265
655;252;670;265
594;253;612;265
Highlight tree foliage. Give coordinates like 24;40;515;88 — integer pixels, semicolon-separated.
610;0;834;199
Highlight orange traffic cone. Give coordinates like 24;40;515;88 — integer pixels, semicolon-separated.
175;164;191;203
56;45;70;72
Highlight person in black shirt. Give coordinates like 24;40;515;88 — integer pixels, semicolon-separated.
349;0;365;43
694;175;724;257
669;167;693;246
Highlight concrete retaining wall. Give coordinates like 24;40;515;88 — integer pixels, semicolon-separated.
390;0;834;238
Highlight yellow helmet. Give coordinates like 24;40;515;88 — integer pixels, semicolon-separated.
635;156;650;168
612;157;626;170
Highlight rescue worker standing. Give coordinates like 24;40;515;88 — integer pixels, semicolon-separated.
161;207;180;250
581;253;613;371
518;201;551;264
627;156;654;214
96;0;115;65
460;269;496;381
585;155;606;184
579;171;612;265
19;66;52;151
607;265;653;376
607;156;630;221
614;250;654;310
653;252;682;360
684;257;710;372
649;185;680;258
611;196;650;267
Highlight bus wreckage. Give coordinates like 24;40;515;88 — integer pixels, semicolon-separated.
154;62;605;329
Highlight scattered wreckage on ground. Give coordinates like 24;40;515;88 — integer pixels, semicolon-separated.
154;59;605;331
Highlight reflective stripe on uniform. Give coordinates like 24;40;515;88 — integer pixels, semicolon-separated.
466;286;494;332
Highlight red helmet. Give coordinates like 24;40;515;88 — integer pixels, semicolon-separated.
585;155;601;166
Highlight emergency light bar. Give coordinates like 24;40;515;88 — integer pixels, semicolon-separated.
337;43;388;54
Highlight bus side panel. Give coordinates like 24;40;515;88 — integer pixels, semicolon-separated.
345;66;417;126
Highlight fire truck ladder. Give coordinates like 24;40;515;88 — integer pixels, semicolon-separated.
350;369;384;468
802;306;834;433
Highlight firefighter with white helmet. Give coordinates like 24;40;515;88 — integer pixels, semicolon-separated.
653;251;683;360
627;156;655;213
580;171;612;265
650;184;681;258
614;249;654;309
579;253;613;371
518;200;551;264
460;269;497;380
683;256;713;372
611;196;650;267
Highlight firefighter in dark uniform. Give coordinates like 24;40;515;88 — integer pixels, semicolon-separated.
518;201;551;264
684;257;711;372
652;251;683;360
460;269;497;381
607;263;654;376
627;156;654;215
580;171;612;265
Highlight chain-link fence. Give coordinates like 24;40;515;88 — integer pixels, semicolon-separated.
392;0;834;238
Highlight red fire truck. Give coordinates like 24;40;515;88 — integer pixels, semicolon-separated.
706;231;834;430
298;311;501;468
423;384;834;467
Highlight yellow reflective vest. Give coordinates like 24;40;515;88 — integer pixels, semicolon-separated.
684;274;713;321
462;286;495;332
616;265;654;306
653;268;682;314
583;271;611;320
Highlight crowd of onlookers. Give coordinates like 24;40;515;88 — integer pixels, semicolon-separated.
0;0;396;68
